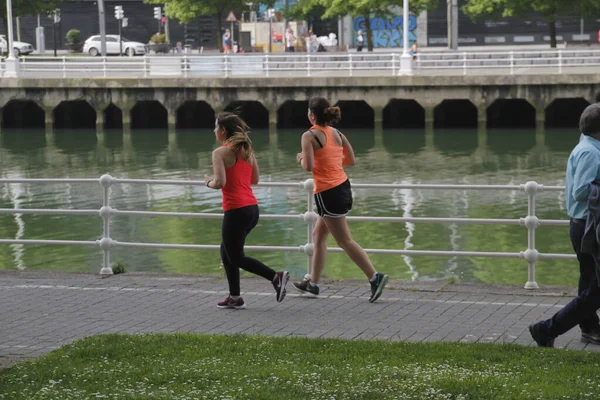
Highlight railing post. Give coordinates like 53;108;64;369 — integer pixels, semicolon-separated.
510;51;514;75
62;56;67;78
99;174;115;275
462;52;467;76
102;56;107;78
143;55;148;78
265;54;270;77
392;53;396;76
183;55;188;78
349;53;353;77
521;181;541;289
224;54;229;78
558;50;563;74
307;53;311;77
303;179;316;275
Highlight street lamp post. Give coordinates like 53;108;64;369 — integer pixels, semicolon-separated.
399;0;412;75
4;0;20;77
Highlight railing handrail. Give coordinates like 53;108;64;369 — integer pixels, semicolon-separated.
0;176;574;289
8;49;600;78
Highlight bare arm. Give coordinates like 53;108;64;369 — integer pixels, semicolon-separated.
205;148;227;189
251;154;260;185
340;132;356;166
297;132;316;172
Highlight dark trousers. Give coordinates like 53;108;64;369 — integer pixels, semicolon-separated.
221;205;276;296
543;219;600;337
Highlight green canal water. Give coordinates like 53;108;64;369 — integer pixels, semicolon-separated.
0;127;580;285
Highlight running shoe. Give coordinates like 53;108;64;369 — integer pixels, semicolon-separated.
217;296;247;309
369;272;389;303
292;275;320;297
273;271;290;302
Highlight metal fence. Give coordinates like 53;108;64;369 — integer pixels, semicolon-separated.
5;50;600;78
0;176;574;289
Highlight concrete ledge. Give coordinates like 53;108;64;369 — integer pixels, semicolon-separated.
2;73;600;90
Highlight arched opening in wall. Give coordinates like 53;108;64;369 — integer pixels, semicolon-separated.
545;98;590;129
53;100;96;130
176;101;215;130
487;99;535;129
278;101;309;129
104;103;123;130
225;101;269;129
335;101;374;129
383;100;425;129
131;101;168;130
435;100;478;129
2;100;45;129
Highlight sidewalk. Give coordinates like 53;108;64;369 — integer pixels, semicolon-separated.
1;271;598;369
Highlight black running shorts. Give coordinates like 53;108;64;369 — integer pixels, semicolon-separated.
314;179;353;218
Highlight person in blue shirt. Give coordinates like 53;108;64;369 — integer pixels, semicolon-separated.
530;104;600;347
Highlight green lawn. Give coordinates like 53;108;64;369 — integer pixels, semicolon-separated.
1;334;599;399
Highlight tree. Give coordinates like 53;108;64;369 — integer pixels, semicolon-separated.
144;0;274;50
0;0;63;34
463;0;600;48
290;0;437;51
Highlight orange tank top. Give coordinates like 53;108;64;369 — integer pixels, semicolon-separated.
310;125;348;193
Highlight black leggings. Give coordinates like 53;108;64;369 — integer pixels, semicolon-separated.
221;205;276;296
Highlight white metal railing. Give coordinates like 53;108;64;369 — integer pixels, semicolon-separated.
10;49;600;78
0;176;575;288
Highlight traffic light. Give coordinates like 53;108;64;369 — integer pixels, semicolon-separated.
153;7;161;20
114;6;124;20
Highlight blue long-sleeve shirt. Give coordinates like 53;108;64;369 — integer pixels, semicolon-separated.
566;135;600;219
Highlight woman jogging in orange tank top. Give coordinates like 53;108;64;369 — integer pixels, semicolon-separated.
205;112;289;309
292;98;389;302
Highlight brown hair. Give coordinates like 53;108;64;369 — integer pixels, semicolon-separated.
309;97;341;126
216;112;254;162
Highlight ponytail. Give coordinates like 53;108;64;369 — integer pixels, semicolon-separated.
323;106;342;125
226;131;253;163
216;112;254;163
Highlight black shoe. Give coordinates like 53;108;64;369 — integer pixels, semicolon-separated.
272;271;289;303
529;323;555;348
369;272;389;303
581;327;600;345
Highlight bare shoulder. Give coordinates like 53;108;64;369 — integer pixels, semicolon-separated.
212;146;229;156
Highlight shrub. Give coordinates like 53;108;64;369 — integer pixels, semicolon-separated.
66;29;81;45
150;33;167;44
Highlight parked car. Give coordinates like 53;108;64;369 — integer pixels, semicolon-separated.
0;35;34;56
83;35;148;56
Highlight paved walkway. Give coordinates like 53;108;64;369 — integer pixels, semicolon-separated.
1;271;599;369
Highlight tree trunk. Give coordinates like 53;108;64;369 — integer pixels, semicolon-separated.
216;11;223;51
365;15;373;52
549;18;557;48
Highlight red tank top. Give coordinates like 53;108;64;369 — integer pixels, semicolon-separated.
220;145;258;212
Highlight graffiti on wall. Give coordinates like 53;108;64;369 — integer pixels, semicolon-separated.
354;15;418;48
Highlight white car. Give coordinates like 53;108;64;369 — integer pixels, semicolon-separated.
83;35;147;56
0;35;34;56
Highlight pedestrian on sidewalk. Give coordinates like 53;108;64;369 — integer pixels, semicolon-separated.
529;104;600;347
205;112;289;309
356;30;364;52
293;98;389;302
223;29;232;54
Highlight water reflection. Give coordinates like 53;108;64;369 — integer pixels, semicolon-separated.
0;126;581;286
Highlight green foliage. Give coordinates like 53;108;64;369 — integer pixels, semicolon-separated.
150;33;167;44
65;29;81;45
462;0;600;47
2;334;600;399
0;0;63;20
111;259;127;275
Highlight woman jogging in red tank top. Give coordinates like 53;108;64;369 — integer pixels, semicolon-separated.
292;97;389;302
205;112;289;309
